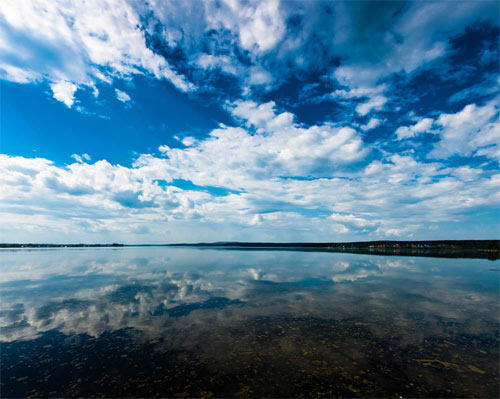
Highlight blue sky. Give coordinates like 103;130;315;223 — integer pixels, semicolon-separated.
0;0;499;244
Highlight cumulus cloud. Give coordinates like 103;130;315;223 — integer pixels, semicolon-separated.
331;85;388;117
228;100;294;131
2;91;499;243
355;95;387;116
50;81;78;108
330;213;379;234
194;54;240;76
0;154;215;241
0;0;195;98
395;118;434;140
431;100;499;159
360;118;381;131
2;0;497;103
115;89;131;103
234;0;285;53
150;100;369;187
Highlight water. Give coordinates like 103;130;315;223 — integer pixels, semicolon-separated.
1;247;498;398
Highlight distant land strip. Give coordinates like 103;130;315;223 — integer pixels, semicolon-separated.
0;243;124;248
2;240;498;260
166;240;500;260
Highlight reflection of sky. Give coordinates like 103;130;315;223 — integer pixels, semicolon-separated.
1;247;498;342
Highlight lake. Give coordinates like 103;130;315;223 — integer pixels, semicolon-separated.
1;247;498;398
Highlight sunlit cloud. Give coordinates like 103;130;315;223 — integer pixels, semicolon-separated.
0;0;498;242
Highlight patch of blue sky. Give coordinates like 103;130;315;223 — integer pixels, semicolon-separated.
155;179;240;197
2;75;231;166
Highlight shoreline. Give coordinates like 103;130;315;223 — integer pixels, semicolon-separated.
2;240;498;260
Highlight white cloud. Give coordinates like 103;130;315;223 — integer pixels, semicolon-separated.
330;84;388;118
115;89;131;103
330;213;377;229
1;142;499;243
355;95;387;116
236;0;285;52
228;100;294;131
159;0;286;53
0;64;34;83
431;100;499;159
151;100;369;187
181;137;196;147
330;213;380;234
194;54;239;75
158;145;171;154
3;93;499;244
375;226;419;238
360;118;381;131
71;153;91;163
0;0;194;94
395;118;434;140
1;0;497;101
247;66;273;86
50;80;77;108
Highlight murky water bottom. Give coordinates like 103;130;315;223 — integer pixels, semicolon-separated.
1;248;499;397
2;319;499;398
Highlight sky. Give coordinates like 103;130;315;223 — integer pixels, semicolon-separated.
0;0;499;244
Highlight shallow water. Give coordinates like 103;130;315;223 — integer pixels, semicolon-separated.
1;247;498;398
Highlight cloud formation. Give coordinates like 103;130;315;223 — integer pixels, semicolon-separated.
1;96;498;242
432;100;499;159
0;0;195;106
153;100;369;185
50;81;78;108
2;1;498;102
115;89;131;103
0;0;499;242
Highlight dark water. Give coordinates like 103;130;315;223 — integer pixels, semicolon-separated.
1;247;498;398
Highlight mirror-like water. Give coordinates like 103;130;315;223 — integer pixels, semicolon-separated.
1;247;498;398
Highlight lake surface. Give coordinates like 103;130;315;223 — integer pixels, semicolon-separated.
1;247;498;398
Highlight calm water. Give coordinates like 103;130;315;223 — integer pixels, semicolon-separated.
1;247;498;398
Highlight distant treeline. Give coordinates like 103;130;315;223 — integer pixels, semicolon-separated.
168;240;499;249
167;240;500;260
2;240;498;260
0;243;124;248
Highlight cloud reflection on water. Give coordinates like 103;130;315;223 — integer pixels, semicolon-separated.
0;247;498;345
